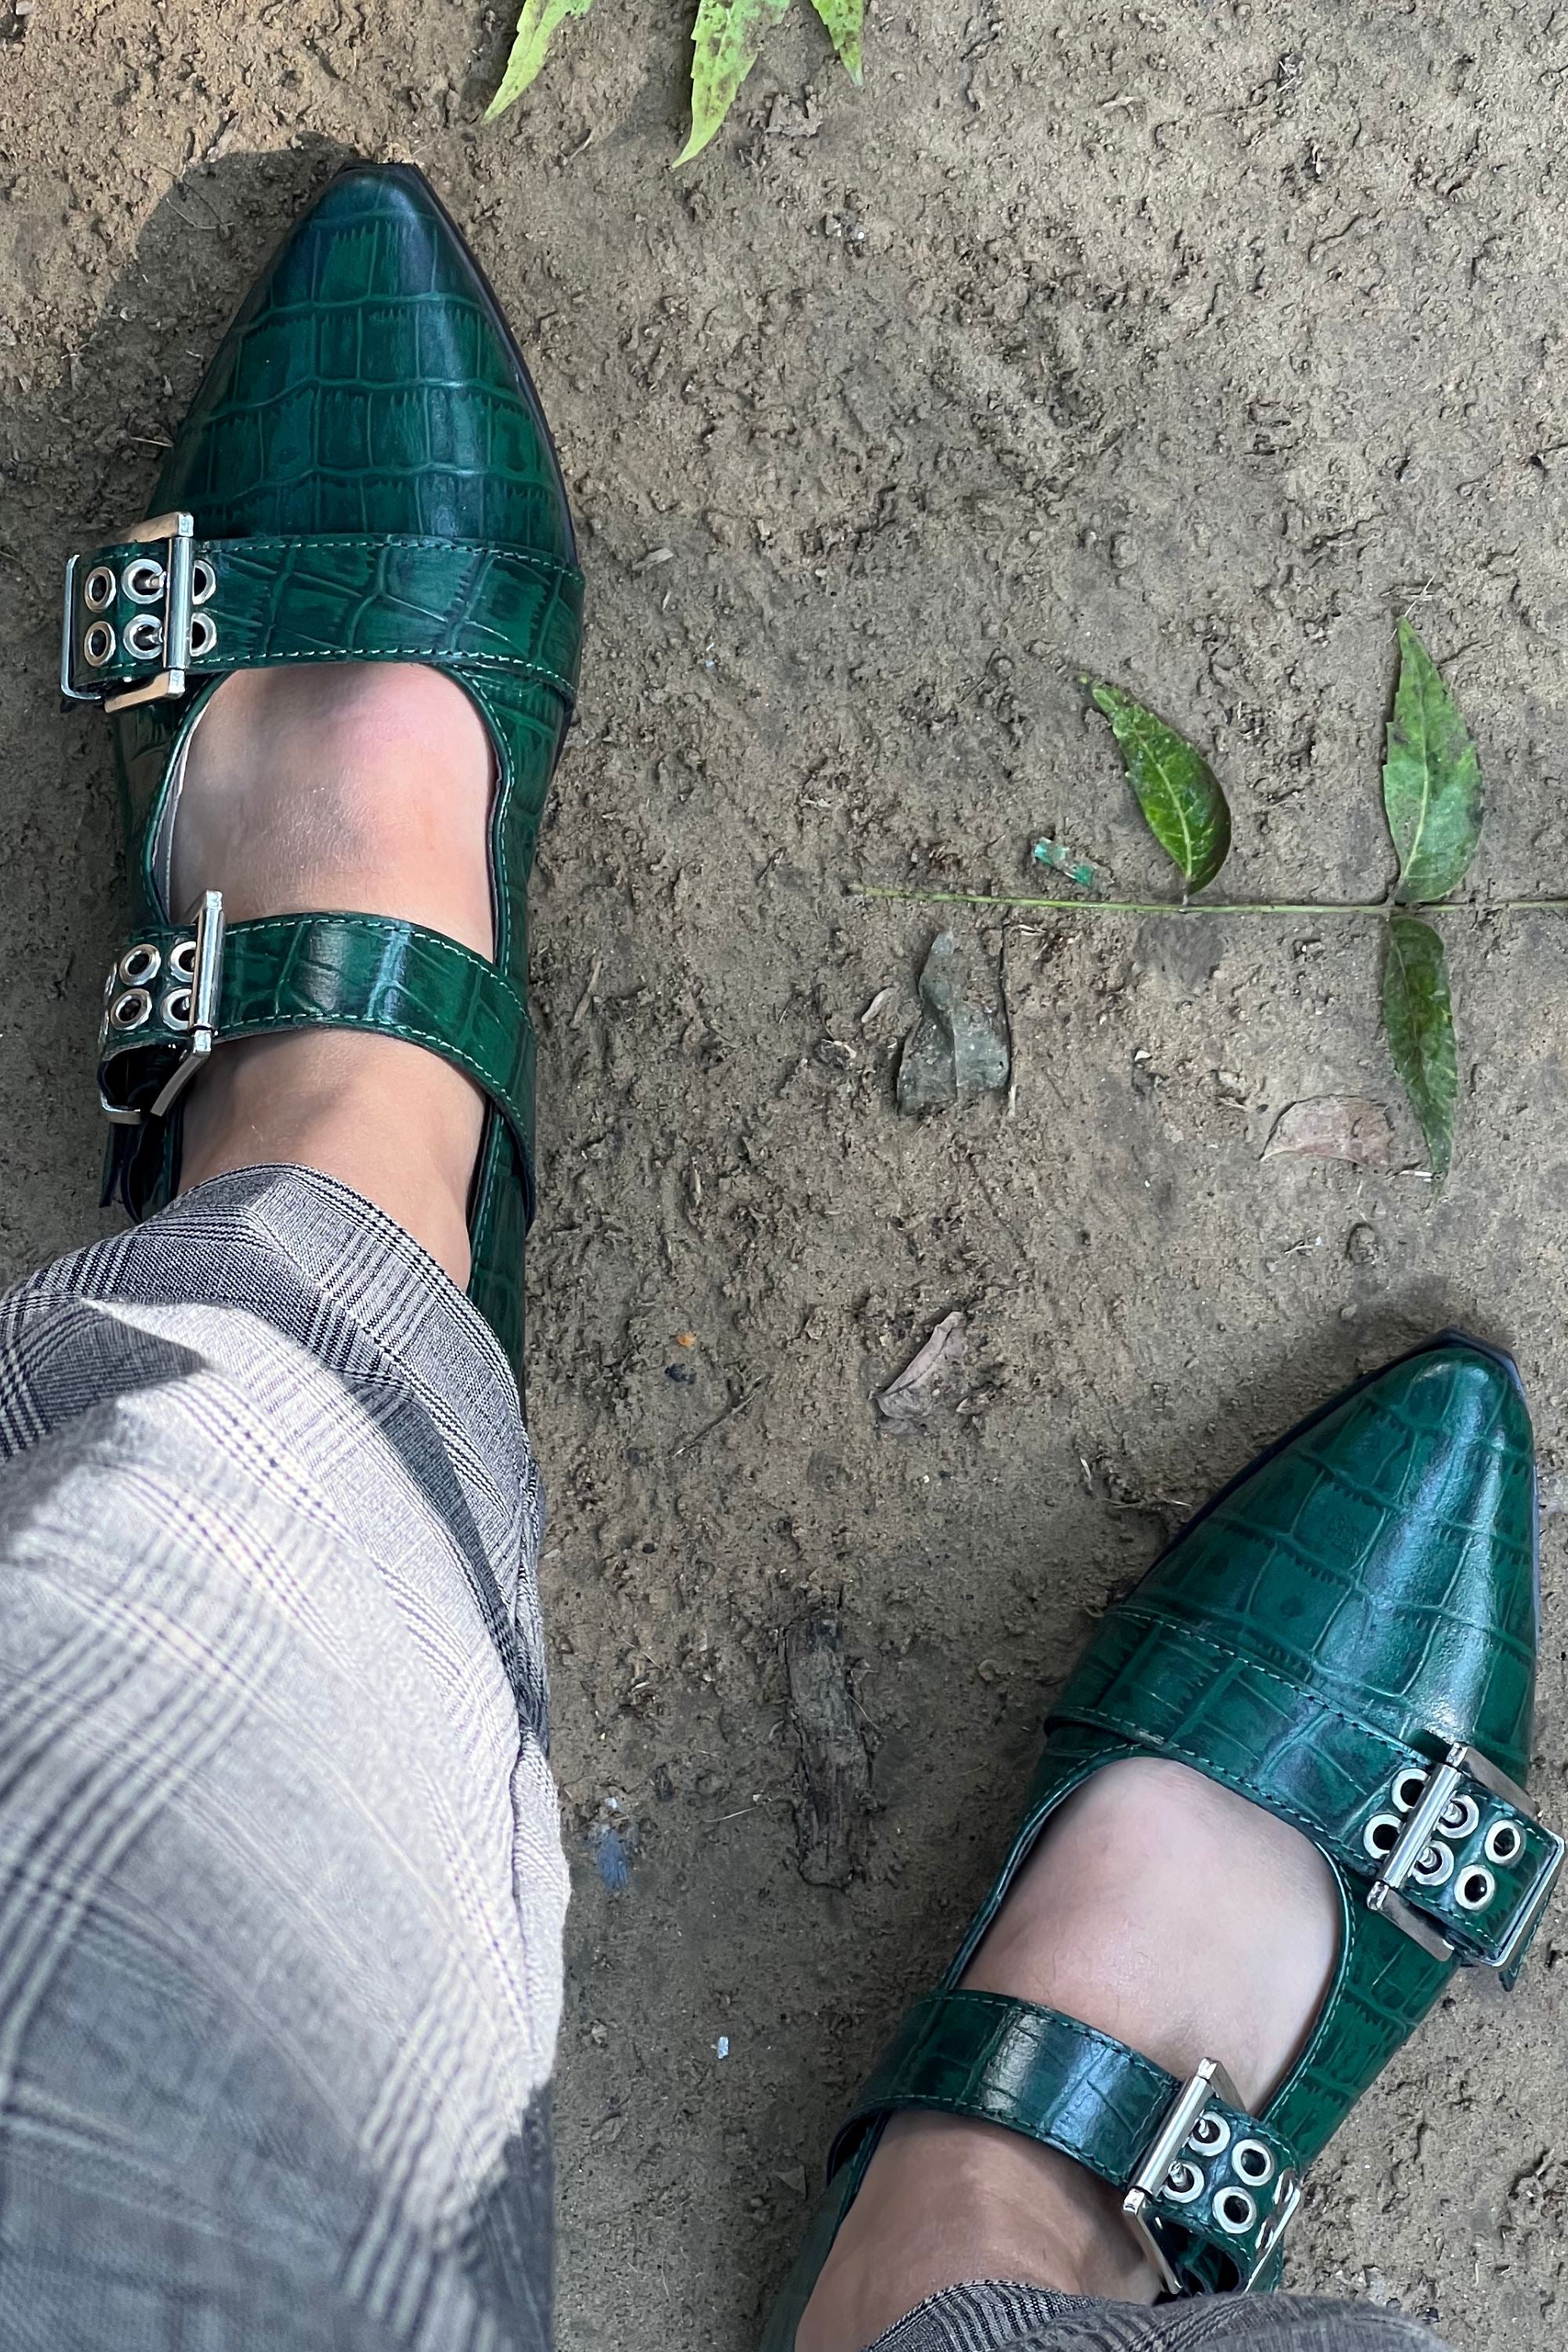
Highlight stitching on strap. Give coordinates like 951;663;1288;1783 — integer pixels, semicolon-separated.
230;913;529;1016
215;646;573;689
89;531;584;590
1072;1606;1434;1757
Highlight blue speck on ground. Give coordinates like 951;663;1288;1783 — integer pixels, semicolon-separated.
590;1823;631;1890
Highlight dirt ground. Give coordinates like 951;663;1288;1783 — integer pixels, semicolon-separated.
3;2;1568;2345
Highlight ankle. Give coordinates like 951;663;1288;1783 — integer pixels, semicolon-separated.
179;1030;484;1287
797;2116;1153;2352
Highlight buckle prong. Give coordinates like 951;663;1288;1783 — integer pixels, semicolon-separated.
149;891;225;1119
1124;2058;1247;2296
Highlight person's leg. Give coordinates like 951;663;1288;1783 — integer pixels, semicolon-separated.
862;2283;1452;2352
0;660;567;2345
0;1161;562;2347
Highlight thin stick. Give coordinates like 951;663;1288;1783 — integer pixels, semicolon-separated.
851;885;1568;918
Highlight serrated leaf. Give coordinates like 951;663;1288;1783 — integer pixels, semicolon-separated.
1087;681;1231;891
677;0;793;165
1382;913;1457;1185
809;0;864;82
1383;619;1483;903
485;0;594;118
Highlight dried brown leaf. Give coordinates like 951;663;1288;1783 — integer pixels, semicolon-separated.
1261;1097;1396;1169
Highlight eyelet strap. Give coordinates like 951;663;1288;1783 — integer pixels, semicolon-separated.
830;1990;1301;2297
64;515;583;713
1044;1615;1564;1978
98;902;536;1223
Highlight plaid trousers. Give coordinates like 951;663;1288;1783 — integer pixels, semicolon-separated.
0;1167;1451;2352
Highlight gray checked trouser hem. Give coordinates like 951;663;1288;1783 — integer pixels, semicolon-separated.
867;2282;1454;2352
0;1165;566;2350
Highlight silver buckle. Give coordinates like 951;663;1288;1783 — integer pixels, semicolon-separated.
150;891;225;1117
1121;2058;1298;2296
1367;1741;1564;1970
100;891;226;1130
61;511;196;713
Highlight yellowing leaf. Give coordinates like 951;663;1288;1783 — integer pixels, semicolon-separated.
1382;913;1458;1185
485;0;594;120
1087;680;1232;891
809;0;864;82
677;0;792;165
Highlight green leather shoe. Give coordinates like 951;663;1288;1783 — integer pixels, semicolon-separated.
763;1334;1563;2340
62;162;583;1377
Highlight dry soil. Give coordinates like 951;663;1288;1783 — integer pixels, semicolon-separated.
2;4;1566;2347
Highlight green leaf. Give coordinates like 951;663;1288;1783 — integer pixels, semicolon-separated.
484;0;594;118
677;0;793;165
1382;619;1483;903
809;0;864;82
1382;913;1458;1185
1087;681;1232;891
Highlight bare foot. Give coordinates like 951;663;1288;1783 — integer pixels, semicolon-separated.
171;662;495;1283
797;1759;1339;2351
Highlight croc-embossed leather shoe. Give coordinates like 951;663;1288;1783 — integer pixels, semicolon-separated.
63;162;582;1377
762;1334;1563;2342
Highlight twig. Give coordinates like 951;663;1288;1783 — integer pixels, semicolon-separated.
997;928;1018;1117
570;954;601;1029
852;885;1568;919
671;1381;760;1457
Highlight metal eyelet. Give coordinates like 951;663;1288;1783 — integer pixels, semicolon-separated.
1162;2159;1205;2205
191;558;217;605
187;612;218;659
168;938;198;982
1439;1794;1480;1840
1412;1840;1454;1888
118;943;161;986
1232;2140;1276;2187
1455;1865;1496;1913
1392;1769;1431;1813
122;557;166;605
1187;2111;1231;2157
123;615;164;661
83;619;116;667
82;565;117;612
159;989;194;1032
1484;1819;1524;1867
1363;1812;1403;1860
1214;2186;1258;2236
109;987;152;1031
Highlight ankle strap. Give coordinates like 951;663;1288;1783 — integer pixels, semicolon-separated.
64;517;583;715
830;1990;1301;2297
98;902;535;1221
